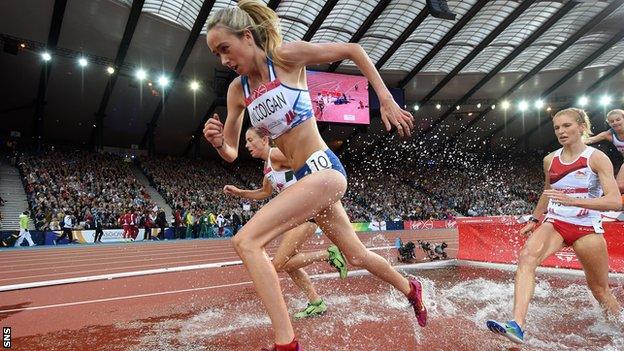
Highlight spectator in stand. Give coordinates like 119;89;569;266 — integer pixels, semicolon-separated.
143;209;154;240
199;211;210;238
194;209;202;239
156;208;167;240
209;211;216;227
185;209;194;239
216;213;225;237
93;208;104;243
130;208;139;240
173;208;183;240
231;210;241;236
15;211;35;247
242;211;251;226
119;210;131;240
34;210;46;230
0;195;5;206
49;217;60;231
56;211;74;244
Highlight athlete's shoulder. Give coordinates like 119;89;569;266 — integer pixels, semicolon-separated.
274;42;312;68
227;76;246;106
543;150;557;163
275;41;305;58
588;147;609;161
228;76;243;90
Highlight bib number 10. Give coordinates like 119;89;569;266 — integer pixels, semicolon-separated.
306;150;332;173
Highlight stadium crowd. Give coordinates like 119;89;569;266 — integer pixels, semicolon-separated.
12;147;547;231
18;147;156;231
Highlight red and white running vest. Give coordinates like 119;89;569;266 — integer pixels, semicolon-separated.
546;147;602;227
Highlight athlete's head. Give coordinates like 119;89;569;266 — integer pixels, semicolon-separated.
552;108;592;145
245;126;270;158
206;0;283;75
607;109;624;132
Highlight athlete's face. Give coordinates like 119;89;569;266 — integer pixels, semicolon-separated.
553;114;585;145
607;114;624;131
207;26;255;75
245;129;268;158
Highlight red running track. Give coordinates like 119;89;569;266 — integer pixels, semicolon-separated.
0;229;457;350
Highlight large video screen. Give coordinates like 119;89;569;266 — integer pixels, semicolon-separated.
307;70;369;125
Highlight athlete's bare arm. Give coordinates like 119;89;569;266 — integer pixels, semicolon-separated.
277;41;413;136
203;78;246;162
224;176;273;201
584;130;611;145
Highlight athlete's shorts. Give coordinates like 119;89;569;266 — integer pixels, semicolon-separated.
544;218;598;246
294;149;347;180
294;149;346;224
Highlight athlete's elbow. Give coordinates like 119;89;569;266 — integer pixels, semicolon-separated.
347;43;364;60
608;197;622;211
222;152;238;163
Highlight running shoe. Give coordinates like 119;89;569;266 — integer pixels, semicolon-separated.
327;245;348;279
406;277;427;327
261;343;301;351
486;319;525;344
294;299;327;319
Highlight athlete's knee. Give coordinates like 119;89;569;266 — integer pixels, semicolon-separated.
272;257;289;272
517;247;540;270
231;231;259;256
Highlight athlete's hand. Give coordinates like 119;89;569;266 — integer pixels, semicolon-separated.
519;222;536;236
223;185;241;197
543;189;577;206
380;97;414;137
203;113;225;148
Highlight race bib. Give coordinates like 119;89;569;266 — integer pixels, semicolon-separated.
305;150;333;173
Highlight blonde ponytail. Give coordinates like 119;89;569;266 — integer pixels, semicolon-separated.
206;0;286;67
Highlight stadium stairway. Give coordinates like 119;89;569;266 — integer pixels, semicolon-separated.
131;164;173;223
0;158;31;230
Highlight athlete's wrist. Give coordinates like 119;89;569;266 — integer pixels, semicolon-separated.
379;94;394;106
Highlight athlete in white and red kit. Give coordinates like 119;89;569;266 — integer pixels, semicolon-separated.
119;210;133;240
487;108;622;344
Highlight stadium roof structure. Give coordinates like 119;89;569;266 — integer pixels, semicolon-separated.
1;0;624;157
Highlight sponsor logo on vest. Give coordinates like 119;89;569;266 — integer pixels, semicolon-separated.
245;79;281;105
574;170;587;179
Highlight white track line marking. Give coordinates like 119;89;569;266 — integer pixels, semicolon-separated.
0;281;254;314
0;261;454;314
0;245;401;292
0;259;245;292
0;257;243;285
